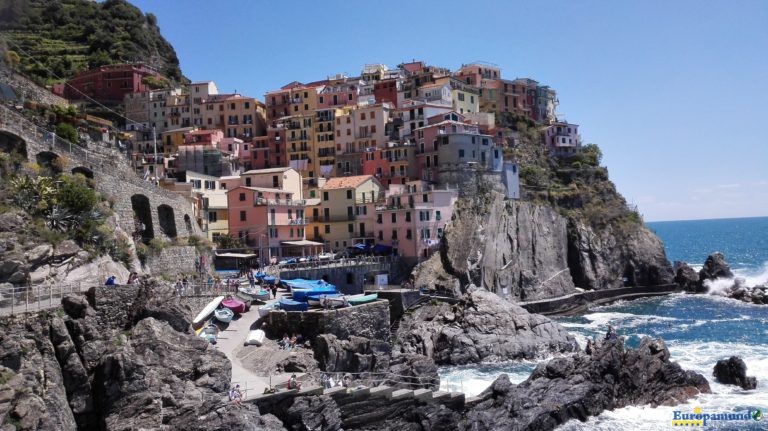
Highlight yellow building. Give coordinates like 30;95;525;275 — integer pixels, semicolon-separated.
186;171;240;241
307;175;382;251
160;126;196;154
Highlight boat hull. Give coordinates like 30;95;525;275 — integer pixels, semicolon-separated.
222;298;247;314
193;296;225;325
214;308;234;323
279;297;308;311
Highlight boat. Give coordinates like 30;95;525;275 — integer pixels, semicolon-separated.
308;294;347;308
262;275;276;285
193;296;225;326
199;324;218;344
291;285;338;302
214;307;235;323
258;301;279;317
279;297;308;312
346;293;378;306
221;297;247;314
245;329;265;346
238;286;270;301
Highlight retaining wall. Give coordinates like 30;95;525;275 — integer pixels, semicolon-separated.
263;300;390;341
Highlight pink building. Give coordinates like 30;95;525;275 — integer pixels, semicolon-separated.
543;121;580;157
226;186;313;260
374;181;458;260
184;129;224;146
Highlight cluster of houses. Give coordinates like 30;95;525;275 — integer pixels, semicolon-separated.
60;60;582;264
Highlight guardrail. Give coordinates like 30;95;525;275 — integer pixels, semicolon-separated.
0;283;85;316
276;255;394;272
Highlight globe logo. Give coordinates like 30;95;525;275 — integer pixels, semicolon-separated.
752;409;763;422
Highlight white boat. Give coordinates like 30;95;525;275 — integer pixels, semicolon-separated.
214;307;235;323
193;296;225;326
307;294;347;308
258;301;279;317
245;329;265;346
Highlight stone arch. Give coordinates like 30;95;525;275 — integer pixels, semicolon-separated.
157;204;177;238
131;194;154;244
71;166;94;179
184;214;193;235
0;130;28;159
36;151;64;174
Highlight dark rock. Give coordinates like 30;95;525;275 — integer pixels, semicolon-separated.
458;337;710;430
713;356;757;390
673;261;700;292
25;244;53;267
395;288;578;365
284;395;342;431
699;252;733;282
61;295;92;319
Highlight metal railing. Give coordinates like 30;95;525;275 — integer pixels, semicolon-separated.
0;283;85;316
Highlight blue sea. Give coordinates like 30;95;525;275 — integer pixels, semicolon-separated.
439;216;768;430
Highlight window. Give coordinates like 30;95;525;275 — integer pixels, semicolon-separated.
348;223;354;233
377;214;383;224
459;149;465;158
458;92;465;101
361;113;366;120
239;193;246;201
221;182;227;190
208;212;217;222
391;213;397;223
436;210;442;220
325;225;331;234
437;228;444;238
405;212;411;222
323;192;329;201
290;228;294;238
239;211;246;221
406;229;412;239
378;231;383;240
422;194;428;203
245;177;252;187
370;111;375;119
346;190;353;199
392;230;398;240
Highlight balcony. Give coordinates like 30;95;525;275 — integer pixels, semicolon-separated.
288;218;309;225
254;198;307;207
312;215;357;223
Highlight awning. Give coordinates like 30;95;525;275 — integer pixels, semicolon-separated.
281;240;324;246
352;243;368;250
215;253;257;259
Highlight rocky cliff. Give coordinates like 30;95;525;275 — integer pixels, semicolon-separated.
413;181;673;300
0;282;284;431
394;288;577;365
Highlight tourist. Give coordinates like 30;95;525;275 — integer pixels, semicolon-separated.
126;272;138;285
288;374;301;390
342;374;352;388
174;276;183;295
585;339;594;355
213;276;222;294
321;373;331;389
228;384;243;405
289;333;298;349
105;275;116;286
270;283;278;299
181;276;189;295
279;334;290;350
605;325;618;342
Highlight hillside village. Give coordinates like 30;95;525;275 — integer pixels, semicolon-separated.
42;60;582;265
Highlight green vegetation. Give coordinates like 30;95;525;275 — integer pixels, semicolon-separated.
0;0;184;86
1;159;133;269
214;234;243;250
55;122;78;145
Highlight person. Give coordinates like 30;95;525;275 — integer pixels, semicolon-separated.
279;334;290;350
288;374;301;390
289;333;298;349
342;374;352;388
228;384;243;405
585;339;594;355
605;325;618;342
327;375;337;388
174;276;183;295
321;373;331;389
213;275;222;294
126;272;138;285
105;275;116;286
181;276;189;295
248;271;255;288
270;283;278;299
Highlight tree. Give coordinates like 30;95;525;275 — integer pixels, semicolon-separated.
215;234;243;250
3;50;20;71
581;144;603;167
56;123;78;145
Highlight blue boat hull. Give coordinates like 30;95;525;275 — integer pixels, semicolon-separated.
279;298;308;311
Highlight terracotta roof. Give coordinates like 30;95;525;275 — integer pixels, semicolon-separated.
322;175;373;190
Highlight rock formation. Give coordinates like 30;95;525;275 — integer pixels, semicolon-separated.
412;188;673;300
713;356;757;390
699;252;734;281
394;288;577;365
457;337;710;430
694;253;768;304
674;261;701;292
0;281;284;430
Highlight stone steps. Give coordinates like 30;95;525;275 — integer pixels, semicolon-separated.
389;389;414;400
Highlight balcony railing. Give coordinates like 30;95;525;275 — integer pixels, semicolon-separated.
288;218;309;225
254;198;307;206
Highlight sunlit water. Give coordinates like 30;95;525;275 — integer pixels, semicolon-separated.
438;217;768;429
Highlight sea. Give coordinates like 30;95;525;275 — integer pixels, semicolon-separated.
438;216;768;430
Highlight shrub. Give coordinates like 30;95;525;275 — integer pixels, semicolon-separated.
57;174;97;214
148;238;166;253
135;242;149;264
55;122;78;145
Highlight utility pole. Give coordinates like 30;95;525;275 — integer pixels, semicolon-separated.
152;125;158;181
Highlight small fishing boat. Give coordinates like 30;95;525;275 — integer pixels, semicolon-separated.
346;293;378;306
199;324;218;344
193;296;225;326
279;297;308;312
258;301;279;317
238;286;270;301
308;294;347;308
214;307;235;323
245;329;265;346
262;275;276;285
291;285;338;302
222;297;247;314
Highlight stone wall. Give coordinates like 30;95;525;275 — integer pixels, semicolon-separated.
264;300;390;341
144;245;201;276
280;261;395;295
0;64;69;107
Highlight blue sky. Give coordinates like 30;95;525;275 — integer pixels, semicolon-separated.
131;0;768;222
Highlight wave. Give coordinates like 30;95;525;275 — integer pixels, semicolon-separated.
704;262;768;297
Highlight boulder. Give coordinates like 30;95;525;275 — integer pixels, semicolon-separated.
395;288;578;365
673;261;700;292
713;356;757;390
25;244;53;267
457;337;711;431
699;252;733;283
61;295;92;319
0;260;22;278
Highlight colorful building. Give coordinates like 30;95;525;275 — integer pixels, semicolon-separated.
65;63;162;103
543;121;580;157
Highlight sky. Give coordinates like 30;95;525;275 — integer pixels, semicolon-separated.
130;0;768;222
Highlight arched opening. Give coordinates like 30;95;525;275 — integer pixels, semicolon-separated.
36;151;64;174
321;274;329;282
157;204;177;238
0;131;28;159
71;166;94;179
622;263;637;287
131;194;154;244
346;272;354;285
184;214;193;235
